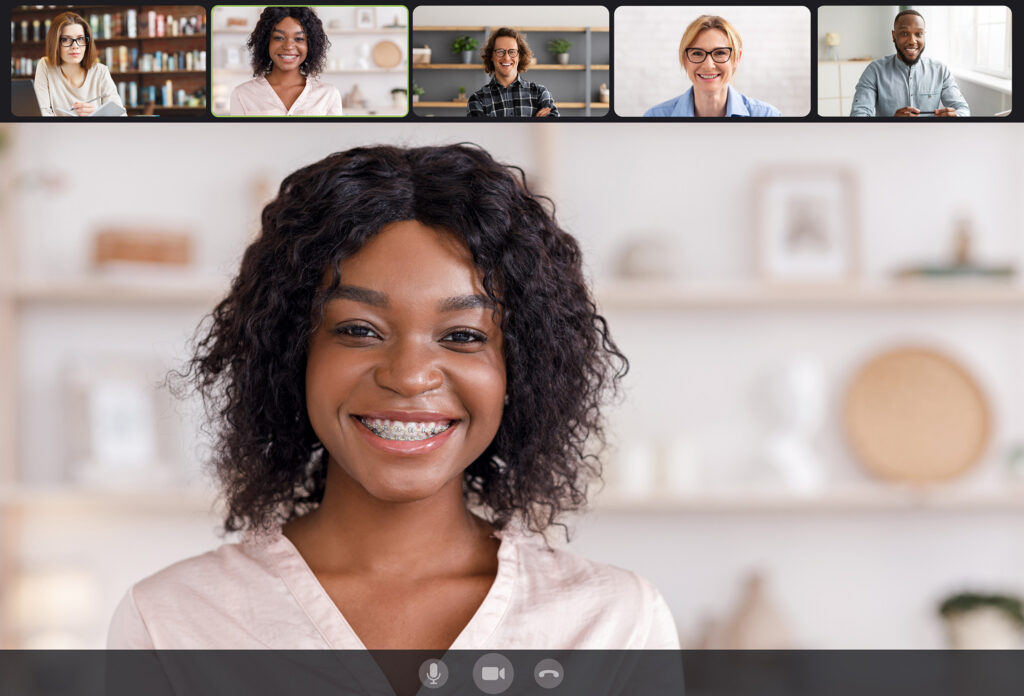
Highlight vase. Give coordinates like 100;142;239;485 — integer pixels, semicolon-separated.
461;50;473;64
557;53;569;65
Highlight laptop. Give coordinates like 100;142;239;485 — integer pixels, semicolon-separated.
11;79;42;117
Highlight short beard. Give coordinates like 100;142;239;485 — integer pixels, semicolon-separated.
894;40;924;66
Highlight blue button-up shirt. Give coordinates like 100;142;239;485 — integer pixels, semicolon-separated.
850;54;970;117
643;85;781;117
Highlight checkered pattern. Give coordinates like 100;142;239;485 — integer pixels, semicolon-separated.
467;75;559;117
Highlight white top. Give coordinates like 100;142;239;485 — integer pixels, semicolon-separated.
108;529;680;649
33;58;125;117
229;75;343;116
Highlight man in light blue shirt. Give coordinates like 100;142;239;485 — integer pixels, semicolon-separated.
850;9;969;117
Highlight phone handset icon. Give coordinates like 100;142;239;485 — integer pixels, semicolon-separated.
538;669;560;678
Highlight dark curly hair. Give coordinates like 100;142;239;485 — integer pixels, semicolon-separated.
246;6;329;78
179;144;627;537
481;27;534;74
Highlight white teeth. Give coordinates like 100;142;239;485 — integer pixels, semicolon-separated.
360;417;452;441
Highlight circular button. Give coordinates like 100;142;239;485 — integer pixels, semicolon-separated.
473;653;514;694
418;659;449;689
534;658;564;689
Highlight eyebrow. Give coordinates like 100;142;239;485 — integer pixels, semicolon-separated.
272;29;305;35
325;284;495;311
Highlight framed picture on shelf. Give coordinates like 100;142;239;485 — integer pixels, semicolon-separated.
355;7;376;29
754;166;859;282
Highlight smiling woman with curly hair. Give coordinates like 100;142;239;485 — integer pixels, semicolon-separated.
107;143;680;651
229;6;341;116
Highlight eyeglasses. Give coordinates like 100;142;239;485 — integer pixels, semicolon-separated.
685;47;732;63
59;36;89;47
493;49;519;58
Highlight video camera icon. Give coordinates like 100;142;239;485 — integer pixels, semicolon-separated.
472;653;515;694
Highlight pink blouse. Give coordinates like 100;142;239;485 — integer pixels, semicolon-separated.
228;75;343;116
107;529;679;649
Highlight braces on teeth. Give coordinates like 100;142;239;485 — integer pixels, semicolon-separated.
361;418;451;441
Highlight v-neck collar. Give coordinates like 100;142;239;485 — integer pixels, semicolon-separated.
255;528;520;651
257;74;310;115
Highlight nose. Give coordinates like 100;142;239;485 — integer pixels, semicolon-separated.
374;338;444;397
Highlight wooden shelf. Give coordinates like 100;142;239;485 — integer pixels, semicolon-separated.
416;63;607;71
12;279;228;304
594;280;1024;310
111;70;205;76
593;484;1024;513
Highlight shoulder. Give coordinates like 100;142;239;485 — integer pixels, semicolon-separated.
865;55;893;74
738;92;781;117
502;534;677;647
89;62;112;76
131;541;270;610
643;94;687;117
232;77;264;95
922;56;952;74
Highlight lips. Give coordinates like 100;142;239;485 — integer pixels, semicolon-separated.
696;73;721;81
351;411;460;454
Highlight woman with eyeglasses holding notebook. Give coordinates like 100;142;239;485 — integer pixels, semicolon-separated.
644;15;780;118
34;11;126;117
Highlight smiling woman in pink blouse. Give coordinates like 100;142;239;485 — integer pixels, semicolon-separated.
229;6;342;116
107;144;679;652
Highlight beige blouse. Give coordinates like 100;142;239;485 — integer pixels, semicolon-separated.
107;529;680;649
229;75;343;116
33;58;125;117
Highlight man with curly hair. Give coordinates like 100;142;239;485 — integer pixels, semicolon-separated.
107;144;677;656
229;6;342;116
468;27;559;117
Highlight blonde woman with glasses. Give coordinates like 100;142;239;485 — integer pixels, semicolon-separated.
34;11;125;116
644;15;779;117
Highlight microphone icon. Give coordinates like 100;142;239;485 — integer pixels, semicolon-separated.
427;662;440;685
420;659;447;688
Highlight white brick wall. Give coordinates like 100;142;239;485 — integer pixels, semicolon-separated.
614;6;811;116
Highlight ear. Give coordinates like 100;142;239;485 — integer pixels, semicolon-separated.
734;48;743;67
891;30;896;42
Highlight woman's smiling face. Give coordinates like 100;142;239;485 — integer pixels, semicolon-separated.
684;28;738;95
268;15;308;73
305;220;506;503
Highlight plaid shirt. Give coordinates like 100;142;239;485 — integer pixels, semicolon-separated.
467;74;559;118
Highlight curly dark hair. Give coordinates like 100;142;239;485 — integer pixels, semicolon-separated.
481;27;534;74
246;6;329;78
179;144;627;536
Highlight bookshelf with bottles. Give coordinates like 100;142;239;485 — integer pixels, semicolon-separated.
10;5;207;116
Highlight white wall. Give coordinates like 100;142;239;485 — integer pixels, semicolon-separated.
413;5;609;28
614;6;810;117
818;5;898;61
7;122;1024;648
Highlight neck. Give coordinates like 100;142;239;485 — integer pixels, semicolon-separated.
692;86;729;117
284;458;494;577
60;61;85;76
495;71;517;88
266;67;305;86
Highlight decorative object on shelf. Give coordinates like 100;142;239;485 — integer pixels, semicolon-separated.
895;221;1016;281
225;16;248;29
598;82;609;103
939;593;1024;649
357;42;371;70
824;32;840;61
613;235;678;279
379;7;406;29
547;38;572;65
754;166;859;283
456;86;467;102
452;35;479;64
844;346;991;483
355;7;375;30
757;356;827;493
390;87;407;111
92;230;192;269
716;572;793;649
371;39;402;69
328;18;344;30
411;83;425;103
412;45;431;65
342;83;367;110
63;357;177;488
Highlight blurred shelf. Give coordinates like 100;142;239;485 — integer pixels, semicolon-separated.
415;101;603;109
11;279;228;304
595;280;1024;310
0;485;219;513
110;70;205;76
593;485;1024;513
213;68;404;74
416;63;606;71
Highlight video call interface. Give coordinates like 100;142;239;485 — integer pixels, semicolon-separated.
1;2;1022;696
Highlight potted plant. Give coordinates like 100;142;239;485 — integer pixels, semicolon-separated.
411;83;425;103
939;593;1024;649
456;86;467;102
548;38;572;65
452;35;479;64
